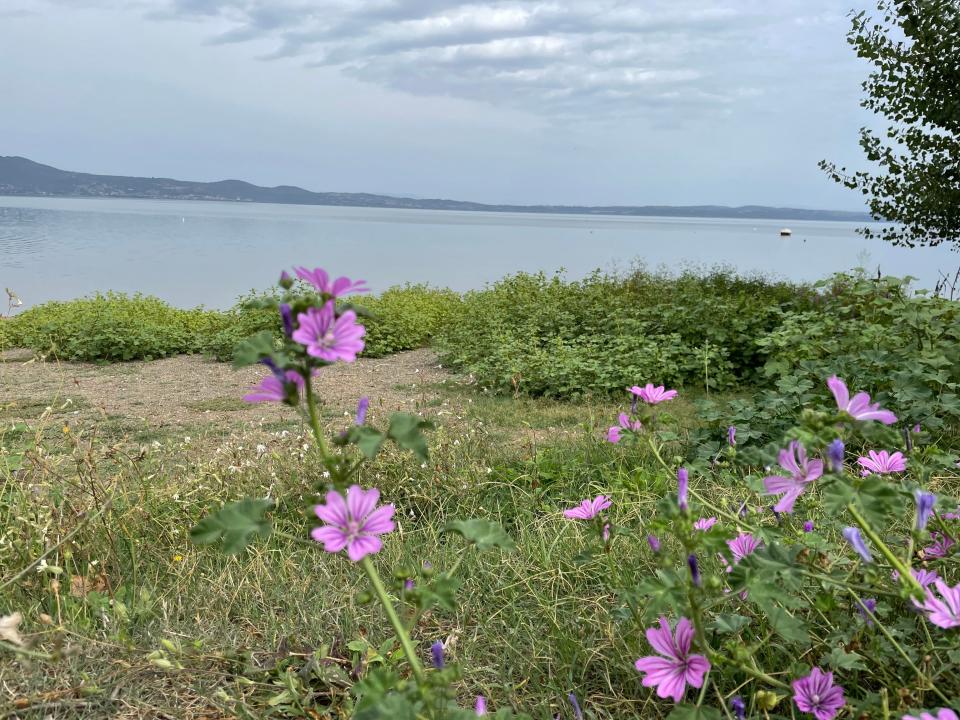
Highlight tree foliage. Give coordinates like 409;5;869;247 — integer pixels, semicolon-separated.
820;0;960;248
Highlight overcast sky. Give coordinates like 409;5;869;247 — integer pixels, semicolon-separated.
0;0;878;208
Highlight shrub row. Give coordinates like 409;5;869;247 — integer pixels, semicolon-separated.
1;285;459;363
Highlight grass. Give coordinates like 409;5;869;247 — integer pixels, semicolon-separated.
0;369;685;719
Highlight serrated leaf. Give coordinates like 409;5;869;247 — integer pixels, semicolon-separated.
190;498;273;555
347;426;387;459
387;413;434;462
755;598;809;643
445;519;515;551
709;613;752;635
826;647;865;670
232;330;277;368
666;705;722;720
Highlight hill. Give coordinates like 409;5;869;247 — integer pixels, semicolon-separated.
0;155;873;222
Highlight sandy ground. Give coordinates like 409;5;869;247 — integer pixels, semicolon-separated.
1;348;455;431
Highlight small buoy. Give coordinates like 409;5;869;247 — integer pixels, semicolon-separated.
779;228;792;236
181;217;186;223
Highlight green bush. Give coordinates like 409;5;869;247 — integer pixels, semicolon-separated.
8;292;230;362
5;285;461;363
435;268;813;397
355;284;460;358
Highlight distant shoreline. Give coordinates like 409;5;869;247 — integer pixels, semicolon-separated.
0;155;875;223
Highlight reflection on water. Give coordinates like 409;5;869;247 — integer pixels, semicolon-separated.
1;196;956;309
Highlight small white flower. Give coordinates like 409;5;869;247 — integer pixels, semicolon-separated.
255;444;267;455
322;471;331;478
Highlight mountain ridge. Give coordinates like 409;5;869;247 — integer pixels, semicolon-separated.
0;155;874;222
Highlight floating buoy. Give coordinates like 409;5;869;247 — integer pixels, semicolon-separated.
780;228;792;236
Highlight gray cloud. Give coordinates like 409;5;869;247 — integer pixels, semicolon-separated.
141;0;851;118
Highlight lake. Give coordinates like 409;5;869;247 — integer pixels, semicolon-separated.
1;196;956;310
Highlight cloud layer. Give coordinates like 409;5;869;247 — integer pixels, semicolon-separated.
149;0;850;118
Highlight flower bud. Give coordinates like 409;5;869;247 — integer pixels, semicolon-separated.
279;270;293;289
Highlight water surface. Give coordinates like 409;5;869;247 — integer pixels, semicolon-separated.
1;196;955;309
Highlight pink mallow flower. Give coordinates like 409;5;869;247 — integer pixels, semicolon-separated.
292;301;365;362
563;495;612;520
294;266;369;297
763;441;823;513
694;517;717;532
913;579;960;629
792;667;846;720
827;375;897;424
243;370;305;403
922;533;955;560
607;413;642;443
629;383;678;404
903;710;959;720
634;617;710;703
311;485;395;562
727;533;761;565
857;450;907;475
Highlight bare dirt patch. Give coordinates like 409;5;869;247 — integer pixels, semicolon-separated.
1;348;456;431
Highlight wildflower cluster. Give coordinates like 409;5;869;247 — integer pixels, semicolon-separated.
192;266;525;718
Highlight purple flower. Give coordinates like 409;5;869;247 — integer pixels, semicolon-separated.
602;523;611;543
856;597;877;626
563;495;612;520
279;303;294;337
607;413;642;444
292;302;366;363
922;533;955;559
475;696;487;716
647;534;661;553
842;527;873;563
677;467;689;511
826;438;845;473
912;423;922;433
857;450;907;475
431;641;445;669
694;517;717;532
763;441;823;513
568;693;583;720
634;617;710;702
629;383;678;404
355;396;369;426
279;270;293;288
903;710;959;720
243;369;305;404
687;554;701;587
914;490;936;530
727;426;736;447
827;375;897;424
404;579;415;591
914;579;960;629
294;266;369;297
730;696;746;720
803;520;815;533
892;567;940;587
792;667;845;720
310;485;395;562
727;533;761;564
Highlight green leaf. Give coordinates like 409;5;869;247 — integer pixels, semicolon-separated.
825;647;866;670
445;519;516;551
709;613;752;635
387;413;434;461
754;598;809;644
347;426;387;459
232;330;277;368
666;705;722;720
190;498;273;555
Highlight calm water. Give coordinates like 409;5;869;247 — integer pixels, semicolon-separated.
1;196;956;309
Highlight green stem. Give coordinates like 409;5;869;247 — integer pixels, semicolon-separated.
843;588;949;705
847;504;924;597
303;374;331;462
360;555;426;684
709;651;788;689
